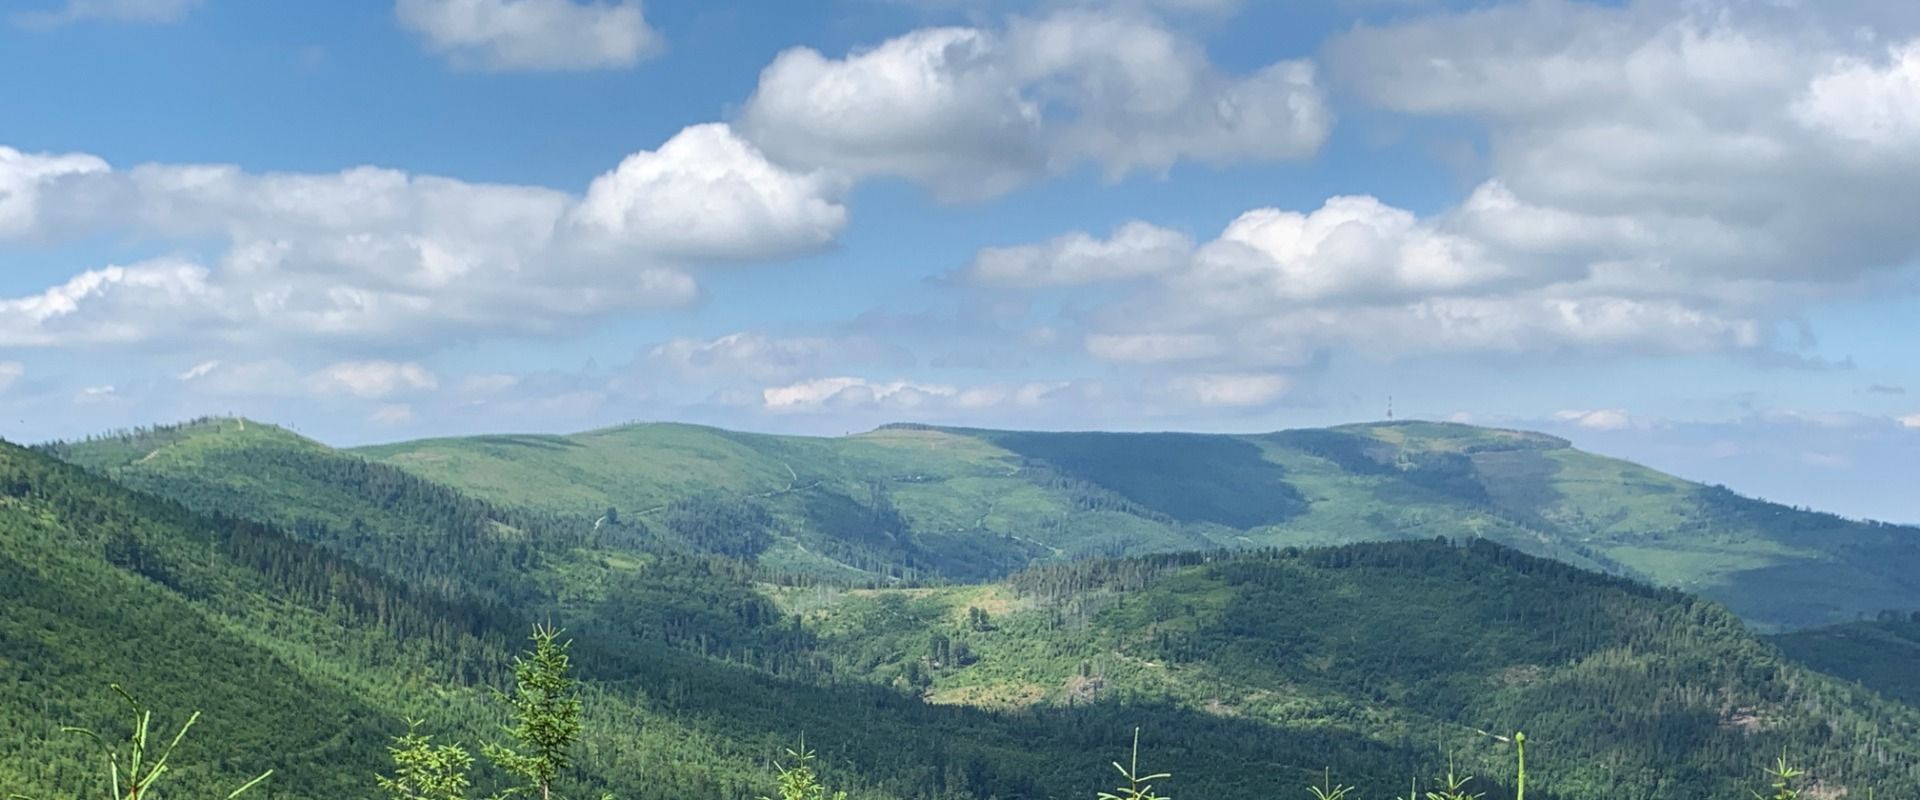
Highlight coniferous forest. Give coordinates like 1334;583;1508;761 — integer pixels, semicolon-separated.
7;419;1920;799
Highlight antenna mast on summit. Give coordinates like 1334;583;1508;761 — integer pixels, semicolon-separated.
1386;395;1394;421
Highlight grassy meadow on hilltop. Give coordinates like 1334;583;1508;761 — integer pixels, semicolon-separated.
11;419;1920;797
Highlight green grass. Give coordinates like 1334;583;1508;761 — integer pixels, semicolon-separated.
14;429;1920;800
796;541;1920;797
51;416;1920;630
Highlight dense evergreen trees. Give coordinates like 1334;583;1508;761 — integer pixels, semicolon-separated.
12;420;1920;799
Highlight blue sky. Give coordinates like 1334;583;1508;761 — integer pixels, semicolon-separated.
1;0;1917;522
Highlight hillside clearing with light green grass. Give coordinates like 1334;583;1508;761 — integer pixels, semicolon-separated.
14;429;1920;799
50;416;1920;631
343;418;1920;630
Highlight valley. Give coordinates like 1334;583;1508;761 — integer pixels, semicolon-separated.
6;417;1920;798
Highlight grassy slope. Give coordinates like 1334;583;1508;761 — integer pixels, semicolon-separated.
54;416;1920;628
348;419;1920;630
24;427;1920;798
0;439;1572;800
793;542;1920;799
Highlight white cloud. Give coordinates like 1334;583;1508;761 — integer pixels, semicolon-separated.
162;359;308;398
972;190;1768;369
738;10;1329;199
1324;0;1920;285
1162;372;1289;408
10;0;200;28
571;124;847;261
1553;408;1633;431
0;260;220;347
761;377;956;412
959;1;1920;374
0;124;844;349
176;360;220;381
311;361;440;399
0;147;109;237
957;221;1191;287
757;374;1104;417
1188;196;1504;304
1899;413;1920;430
1796;41;1920;154
0;361;21;393
396;0;662;72
647;331;900;383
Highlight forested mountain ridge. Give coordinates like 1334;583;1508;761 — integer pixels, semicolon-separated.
791;540;1920;797
0;436;514;797
1771;615;1920;705
62;415;1912;630
2;436;1545;800
12;432;1920;799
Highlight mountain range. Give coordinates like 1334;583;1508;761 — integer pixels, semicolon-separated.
5;416;1920;798
57;416;1920;631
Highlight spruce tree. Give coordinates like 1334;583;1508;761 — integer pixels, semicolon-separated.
485;625;585;800
377;720;474;800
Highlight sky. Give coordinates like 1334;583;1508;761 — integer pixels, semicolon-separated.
1;0;1917;523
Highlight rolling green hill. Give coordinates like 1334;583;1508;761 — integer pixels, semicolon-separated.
345;418;1920;631
790;541;1920;797
15;432;1920;798
4;436;1537;800
1771;615;1920;705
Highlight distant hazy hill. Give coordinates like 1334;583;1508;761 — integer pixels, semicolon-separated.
349;418;1918;630
15;432;1920;798
1771;615;1920;705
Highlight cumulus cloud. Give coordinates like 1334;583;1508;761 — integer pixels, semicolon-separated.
738;10;1330;199
0;260;222;347
1323;0;1920;284
950;0;1920;376
396;0;663;71
1900;413;1920;430
0;361;21;393
0;147;109;237
10;0;200;28
1795;41;1920;154
970;191;1767;370
571;124;847;261
310;361;440;399
1553;408;1634;431
0;124;846;349
956;221;1191;287
1186;196;1506;304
